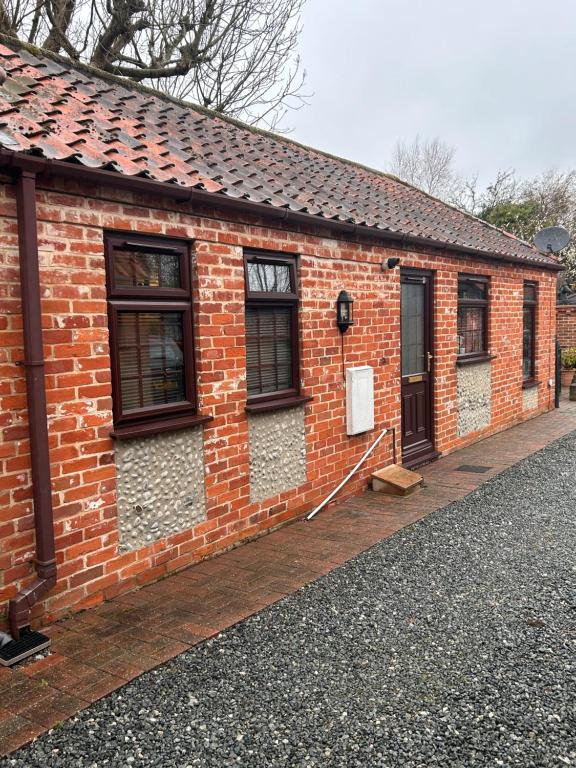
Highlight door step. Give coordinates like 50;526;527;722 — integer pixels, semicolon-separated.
371;464;423;496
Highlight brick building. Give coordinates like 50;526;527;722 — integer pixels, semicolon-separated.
0;41;562;637
557;294;576;352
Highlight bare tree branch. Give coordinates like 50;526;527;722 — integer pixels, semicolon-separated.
389;136;576;283
42;0;76;52
0;0;17;34
4;0;308;129
390;136;462;201
27;0;46;42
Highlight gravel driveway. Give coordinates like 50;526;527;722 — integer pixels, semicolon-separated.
3;433;576;768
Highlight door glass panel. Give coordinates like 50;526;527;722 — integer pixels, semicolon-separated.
401;282;426;376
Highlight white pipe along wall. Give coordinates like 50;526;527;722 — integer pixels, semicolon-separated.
306;427;389;521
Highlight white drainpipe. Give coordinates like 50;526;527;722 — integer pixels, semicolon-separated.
306;427;389;521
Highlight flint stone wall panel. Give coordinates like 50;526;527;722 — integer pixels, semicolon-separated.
457;361;492;437
115;426;206;552
522;386;539;411
248;407;307;502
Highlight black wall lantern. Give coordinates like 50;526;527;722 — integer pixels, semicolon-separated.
336;290;354;333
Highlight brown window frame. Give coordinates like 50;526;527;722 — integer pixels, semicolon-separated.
105;233;209;439
522;281;537;385
243;250;309;413
457;274;490;363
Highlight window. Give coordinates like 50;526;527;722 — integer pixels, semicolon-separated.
105;234;207;437
457;275;489;360
522;282;537;383
244;252;307;411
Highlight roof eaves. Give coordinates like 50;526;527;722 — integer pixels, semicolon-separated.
385;173;545;258
0;37;563;272
0;146;563;272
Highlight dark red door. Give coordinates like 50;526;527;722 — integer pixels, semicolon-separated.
400;270;436;467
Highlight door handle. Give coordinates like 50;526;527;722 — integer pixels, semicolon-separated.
427;352;433;372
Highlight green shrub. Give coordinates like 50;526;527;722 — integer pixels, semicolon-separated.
561;347;576;369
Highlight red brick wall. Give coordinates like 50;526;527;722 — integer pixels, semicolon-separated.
557;305;576;350
0;176;558;628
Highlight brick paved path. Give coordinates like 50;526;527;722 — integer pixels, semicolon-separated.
1;397;575;756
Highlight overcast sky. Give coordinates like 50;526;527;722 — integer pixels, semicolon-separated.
289;0;576;185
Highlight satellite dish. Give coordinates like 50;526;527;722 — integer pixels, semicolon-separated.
534;226;571;254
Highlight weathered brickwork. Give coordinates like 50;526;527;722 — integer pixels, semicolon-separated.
115;426;206;552
557;305;576;350
456;362;492;437
0;176;558;628
248;407;307;503
522;386;539;412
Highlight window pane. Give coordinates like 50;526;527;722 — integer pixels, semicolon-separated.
523;306;535;380
457;306;485;355
401;282;425;376
458;278;487;301
523;282;536;303
247;261;292;293
113;248;181;289
246;306;293;396
117;311;186;412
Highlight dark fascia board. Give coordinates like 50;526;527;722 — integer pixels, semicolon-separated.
0;148;564;272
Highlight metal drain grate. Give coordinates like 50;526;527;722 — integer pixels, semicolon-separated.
0;631;51;667
455;465;492;474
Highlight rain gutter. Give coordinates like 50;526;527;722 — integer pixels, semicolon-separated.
0;149;564;272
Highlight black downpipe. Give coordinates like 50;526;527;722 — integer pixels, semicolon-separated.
555;337;562;408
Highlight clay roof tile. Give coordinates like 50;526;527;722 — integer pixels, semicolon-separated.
0;40;559;268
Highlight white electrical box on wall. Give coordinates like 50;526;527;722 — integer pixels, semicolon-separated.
346;366;374;436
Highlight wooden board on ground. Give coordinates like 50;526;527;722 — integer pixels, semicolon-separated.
371;464;423;496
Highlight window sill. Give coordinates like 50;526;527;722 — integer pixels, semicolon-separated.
522;379;540;390
245;395;313;414
456;354;495;367
111;412;213;440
